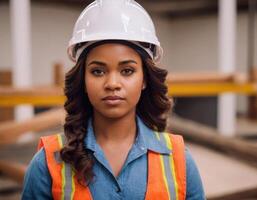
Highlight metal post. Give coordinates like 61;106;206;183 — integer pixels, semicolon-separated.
218;0;237;136
10;0;33;122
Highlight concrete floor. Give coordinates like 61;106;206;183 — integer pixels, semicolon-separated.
187;143;257;198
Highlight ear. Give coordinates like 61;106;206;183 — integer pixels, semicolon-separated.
142;81;146;90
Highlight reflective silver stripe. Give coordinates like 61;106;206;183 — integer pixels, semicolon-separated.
64;164;73;200
158;132;177;200
58;134;74;200
54;151;62;163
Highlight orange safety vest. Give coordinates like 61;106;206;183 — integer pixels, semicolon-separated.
38;132;186;200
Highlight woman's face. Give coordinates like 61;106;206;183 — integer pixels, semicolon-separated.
85;43;145;119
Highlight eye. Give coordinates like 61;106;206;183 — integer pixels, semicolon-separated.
90;68;105;77
121;68;135;76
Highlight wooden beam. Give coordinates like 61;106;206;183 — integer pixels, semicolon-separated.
0;85;63;96
0;160;27;184
53;63;64;87
166;72;248;83
0;70;14;121
208;186;257;200
248;68;257;119
167;115;257;167
0;108;65;145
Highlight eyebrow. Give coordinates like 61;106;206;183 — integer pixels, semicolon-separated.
87;60;138;66
119;60;138;65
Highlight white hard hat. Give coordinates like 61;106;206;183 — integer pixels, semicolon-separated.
67;0;163;63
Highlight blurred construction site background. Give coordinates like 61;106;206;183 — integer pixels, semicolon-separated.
0;0;257;199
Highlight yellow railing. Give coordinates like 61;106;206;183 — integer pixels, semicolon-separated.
167;82;257;97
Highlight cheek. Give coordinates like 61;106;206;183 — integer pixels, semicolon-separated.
85;74;101;104
125;75;144;102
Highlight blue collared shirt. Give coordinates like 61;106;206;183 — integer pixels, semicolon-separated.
22;117;205;199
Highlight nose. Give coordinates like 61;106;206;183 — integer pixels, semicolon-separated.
104;72;121;91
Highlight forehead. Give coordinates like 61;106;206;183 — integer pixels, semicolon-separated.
86;43;142;62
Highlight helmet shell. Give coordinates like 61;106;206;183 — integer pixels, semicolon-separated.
67;0;163;63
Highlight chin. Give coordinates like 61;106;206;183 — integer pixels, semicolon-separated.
101;111;128;119
95;108;135;119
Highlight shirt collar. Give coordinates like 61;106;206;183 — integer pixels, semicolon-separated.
136;116;171;154
84;116;171;155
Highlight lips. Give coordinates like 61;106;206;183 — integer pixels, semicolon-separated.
102;96;125;105
102;96;124;101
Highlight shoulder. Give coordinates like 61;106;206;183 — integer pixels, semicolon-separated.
22;148;52;199
185;148;206;199
153;132;205;198
157;131;184;141
184;147;201;179
145;131;185;155
25;148;49;179
155;131;185;150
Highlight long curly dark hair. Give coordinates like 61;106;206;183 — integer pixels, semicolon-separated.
60;42;172;186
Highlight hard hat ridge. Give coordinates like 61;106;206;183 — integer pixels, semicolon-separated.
97;0;133;5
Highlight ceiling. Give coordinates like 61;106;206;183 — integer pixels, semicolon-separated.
0;0;253;18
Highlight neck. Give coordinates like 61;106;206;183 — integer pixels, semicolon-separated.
92;111;137;145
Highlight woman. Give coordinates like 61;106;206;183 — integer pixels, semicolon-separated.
22;0;205;199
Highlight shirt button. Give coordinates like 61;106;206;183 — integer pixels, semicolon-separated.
116;187;121;193
140;147;145;151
